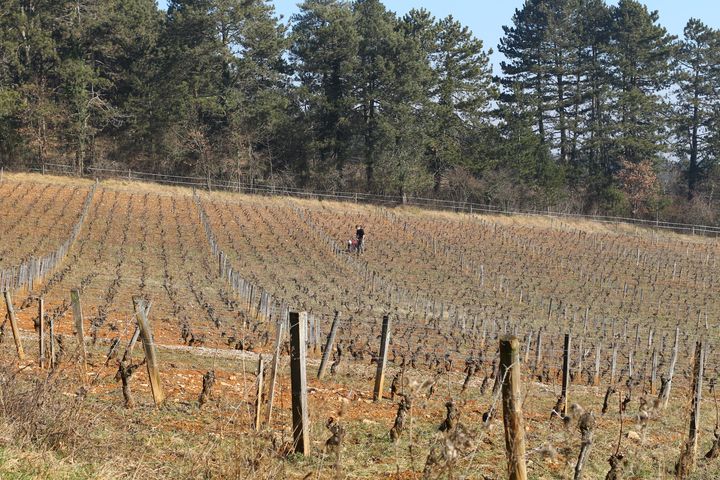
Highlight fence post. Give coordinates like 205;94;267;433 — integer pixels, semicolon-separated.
38;296;45;368
3;290;25;361
676;341;704;478
133;297;165;407
289;311;310;454
318;311;340;379
255;356;265;431
373;315;392;402
561;333;571;416
70;289;88;382
500;336;528;480
266;320;285;425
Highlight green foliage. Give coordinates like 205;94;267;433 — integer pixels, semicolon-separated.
0;0;718;217
672;18;720;199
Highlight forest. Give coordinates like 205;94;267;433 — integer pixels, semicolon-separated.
0;0;719;222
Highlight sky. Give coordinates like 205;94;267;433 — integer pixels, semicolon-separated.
157;0;720;73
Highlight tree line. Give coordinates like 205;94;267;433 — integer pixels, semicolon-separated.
0;0;719;222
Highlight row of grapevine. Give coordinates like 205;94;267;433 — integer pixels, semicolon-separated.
0;183;97;292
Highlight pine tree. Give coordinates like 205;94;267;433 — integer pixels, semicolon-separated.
216;0;288;185
352;0;406;189
291;0;359;180
499;0;552;144
673;19;720;199
605;0;675;168
426;15;496;189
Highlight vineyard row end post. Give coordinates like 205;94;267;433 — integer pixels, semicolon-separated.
289;311;310;455
266;319;285;426
255;355;265;432
133;297;165;407
500;336;528;480
373;315;392;402
561;333;571;416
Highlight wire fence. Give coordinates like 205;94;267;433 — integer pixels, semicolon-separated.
9;162;720;237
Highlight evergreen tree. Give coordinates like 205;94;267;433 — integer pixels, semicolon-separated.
605;0;675;168
574;0;612;183
673;19;720;199
499;0;552;143
426;15;495;189
216;0;288;185
352;0;407;189
291;0;359;181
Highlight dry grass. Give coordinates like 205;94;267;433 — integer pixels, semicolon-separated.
2;172;95;188
2;337;720;479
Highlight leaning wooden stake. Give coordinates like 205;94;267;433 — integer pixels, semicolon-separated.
255;356;265;431
675;341;704;479
373;315;392;402
38;297;45;368
289;311;310;454
3;290;25;361
133;297;165;407
318;311;340;379
500;336;528;480
266;320;285;425
70;289;87;381
122;302;150;363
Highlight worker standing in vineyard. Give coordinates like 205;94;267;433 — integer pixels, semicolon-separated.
356;225;365;253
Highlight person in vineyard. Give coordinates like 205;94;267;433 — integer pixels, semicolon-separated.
356;225;365;253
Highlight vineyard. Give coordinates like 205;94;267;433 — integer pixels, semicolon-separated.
1;172;720;479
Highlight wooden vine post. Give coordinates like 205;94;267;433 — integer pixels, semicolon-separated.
3;290;25;361
133;297;165;407
266;320;285;425
533;331;543;373
593;342;602;386
49;313;56;370
122;301;150;363
255;356;265;432
289;311;310;454
373;315;392;402
650;348;658;395
662;326;680;409
676;341;704;478
561;333;571;416
38;296;45;368
70;289;87;381
500;336;528;480
317;311;340;380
